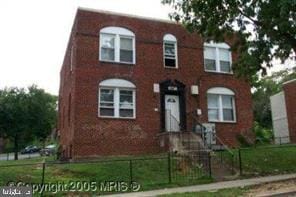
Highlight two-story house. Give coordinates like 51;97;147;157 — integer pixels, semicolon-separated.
58;8;253;160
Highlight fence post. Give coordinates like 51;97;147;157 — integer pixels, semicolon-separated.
6;152;9;161
231;154;234;175
129;160;133;185
238;149;242;176
279;137;282;145
40;160;46;197
208;151;212;177
168;152;172;184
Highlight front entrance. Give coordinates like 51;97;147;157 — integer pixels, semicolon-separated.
160;79;186;132
165;95;180;132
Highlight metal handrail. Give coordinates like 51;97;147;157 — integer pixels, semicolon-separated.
186;110;234;156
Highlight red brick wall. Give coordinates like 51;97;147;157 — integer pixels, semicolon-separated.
59;9;253;159
283;80;296;142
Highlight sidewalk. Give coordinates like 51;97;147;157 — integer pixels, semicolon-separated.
105;173;296;197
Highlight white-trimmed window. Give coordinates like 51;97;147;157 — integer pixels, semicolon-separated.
207;87;236;122
163;34;178;68
204;42;232;73
99;79;136;118
100;27;135;64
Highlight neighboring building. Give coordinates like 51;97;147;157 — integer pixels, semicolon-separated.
58;8;253;160
271;79;296;144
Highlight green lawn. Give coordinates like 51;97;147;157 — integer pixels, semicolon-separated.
238;145;296;175
159;187;248;197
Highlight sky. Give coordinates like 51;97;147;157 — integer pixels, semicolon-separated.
0;0;294;95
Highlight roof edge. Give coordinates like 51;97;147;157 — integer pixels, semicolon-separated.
283;78;296;85
77;7;178;25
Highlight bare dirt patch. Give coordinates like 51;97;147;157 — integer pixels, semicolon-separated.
246;179;296;196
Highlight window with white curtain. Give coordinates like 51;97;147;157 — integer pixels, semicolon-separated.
100;27;135;64
99;79;136;118
204;42;232;73
207;87;236;122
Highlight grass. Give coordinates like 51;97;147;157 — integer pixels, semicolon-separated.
239;145;296;175
220;144;296;176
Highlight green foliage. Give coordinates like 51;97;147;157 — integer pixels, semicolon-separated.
253;122;273;144
252;68;296;129
236;134;252;147
163;0;296;81
0;86;57;159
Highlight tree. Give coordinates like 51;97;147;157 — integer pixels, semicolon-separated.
252;67;296;129
27;86;57;146
163;0;296;81
0;86;57;160
0;88;29;160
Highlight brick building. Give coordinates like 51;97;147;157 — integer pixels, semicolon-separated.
271;79;296;144
58;8;253;160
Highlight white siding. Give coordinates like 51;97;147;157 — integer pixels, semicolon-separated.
270;91;290;144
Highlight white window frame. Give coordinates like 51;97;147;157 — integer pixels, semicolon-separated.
98;79;136;119
204;42;232;74
163;34;178;69
100;27;136;64
207;87;236;123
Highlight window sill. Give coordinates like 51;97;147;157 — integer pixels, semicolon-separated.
98;116;136;120
164;66;178;69
99;60;135;66
204;70;233;75
208;120;237;124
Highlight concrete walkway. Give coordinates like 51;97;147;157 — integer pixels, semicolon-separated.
105;173;296;197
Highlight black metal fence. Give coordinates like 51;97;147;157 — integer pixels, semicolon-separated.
0;152;211;195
